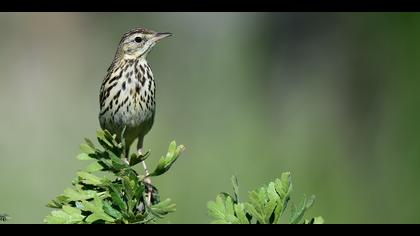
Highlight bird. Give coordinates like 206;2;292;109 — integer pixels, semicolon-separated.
98;27;172;201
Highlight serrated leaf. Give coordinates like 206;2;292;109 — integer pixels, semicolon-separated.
108;184;127;212
46;200;63;209
306;194;315;209
62;205;82;215
107;150;127;170
231;175;240;203
76;153;92;161
208;172;323;224
96;129;120;153
46;195;69;208
150;198;176;217
129;151;150;166
263;183;278;223
103;129;117;143
46;136;183;224
122;177;134;198
207;196;225;220
63;188;97;201
168;141;177;155
84;138;95;149
80;143;95;155
122;176;136;212
149;143;185;177
274;174;292;221
44;206;85;224
46;201;62;209
103;201;123;220
290;195;316;224
275;172;292;200
247;188;267;223
234;203;249;224
77;171;103;186
82;197;115;223
244;202;264;223
85;161;104;173
309;216;324;224
97;159;113;170
224;196;236;222
207;195;240;224
272;198;285;224
219;192;234;201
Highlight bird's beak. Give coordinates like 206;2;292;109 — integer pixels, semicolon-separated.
152;32;173;42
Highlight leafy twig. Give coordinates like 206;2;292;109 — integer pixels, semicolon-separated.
207;172;324;224
44;129;184;224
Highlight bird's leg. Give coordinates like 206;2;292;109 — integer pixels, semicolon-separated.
117;134;130;164
138;139;152;205
122;146;130;165
139;148;151;180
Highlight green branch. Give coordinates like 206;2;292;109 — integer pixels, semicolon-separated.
44;130;323;224
207;173;324;224
44;129;184;224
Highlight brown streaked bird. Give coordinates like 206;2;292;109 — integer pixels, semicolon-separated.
98;27;172;201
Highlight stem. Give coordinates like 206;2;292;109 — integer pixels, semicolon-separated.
141;160;153;205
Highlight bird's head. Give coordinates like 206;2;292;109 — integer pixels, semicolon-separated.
118;27;172;60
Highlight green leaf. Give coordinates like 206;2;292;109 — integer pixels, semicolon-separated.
46;200;64;209
150;198;176;217
84;138;95;149
82;197;115;223
103;201;123;220
44;206;85;224
85;161;104;173
304;216;324;224
263;182;279;223
62;205;82;215
63;188;97;201
207;195;241;224
103;129;117;143
77;171;103;186
207;195;226;221
247;187;268;223
46;195;69;208
129;150;150;166
76;153;92;161
80;143;95;155
208;172;323;224
122;177;135;212
168;141;176;155
290;195;316;224
108;183;127;212
107;150;127;170
46;131;182;224
96;129;113;148
224;195;236;223
234;203;249;224
275;172;293;201
272;174;292;223
314;216;324;224
149;141;185;177
244;202;264;223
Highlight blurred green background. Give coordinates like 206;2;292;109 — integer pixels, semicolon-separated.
1;12;420;224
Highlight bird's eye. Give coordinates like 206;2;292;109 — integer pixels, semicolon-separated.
134;37;142;43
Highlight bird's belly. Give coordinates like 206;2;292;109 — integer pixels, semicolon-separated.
100;103;155;147
99;83;155;144
99;59;156;147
